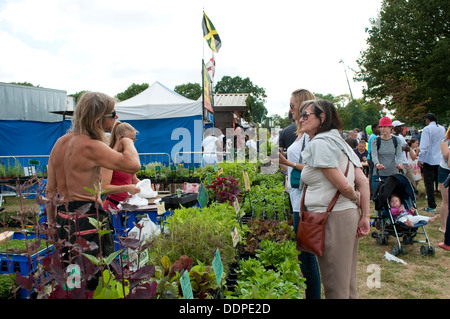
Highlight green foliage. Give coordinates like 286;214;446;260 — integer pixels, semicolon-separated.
149;203;241;272
242;179;289;220
356;0;450;124
337;98;382;130
68;90;88;104
0;238;47;253
115;83;149;101
0;164;6;178
214;75;267;123
256;240;298;270
228;244;306;299
93;269;129;299
174;82;202;100
6;160;23;177
0;274;16;299
242;218;295;253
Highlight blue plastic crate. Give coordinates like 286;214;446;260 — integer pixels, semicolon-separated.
112;210;174;238
0;232;54;276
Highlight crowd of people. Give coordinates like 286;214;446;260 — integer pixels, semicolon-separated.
278;89;450;299
44;89;450;299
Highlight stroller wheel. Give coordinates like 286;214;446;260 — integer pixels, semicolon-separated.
428;246;435;256
391;246;399;256
420;245;435;256
377;235;388;245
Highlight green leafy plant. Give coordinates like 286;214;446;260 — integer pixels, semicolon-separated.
149;203;241;274
0;238;47;253
241;179;289;220
0;274;17;299
242;218;295;253
228;256;305;299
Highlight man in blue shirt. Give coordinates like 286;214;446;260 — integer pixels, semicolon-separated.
418;113;446;212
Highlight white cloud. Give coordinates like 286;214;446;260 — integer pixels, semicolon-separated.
0;0;381;117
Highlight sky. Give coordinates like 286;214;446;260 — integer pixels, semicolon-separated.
0;0;382;118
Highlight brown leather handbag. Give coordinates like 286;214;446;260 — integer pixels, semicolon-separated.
296;160;350;256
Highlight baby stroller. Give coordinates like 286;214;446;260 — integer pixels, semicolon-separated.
372;173;435;256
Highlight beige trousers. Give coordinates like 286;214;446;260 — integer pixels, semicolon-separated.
317;207;360;299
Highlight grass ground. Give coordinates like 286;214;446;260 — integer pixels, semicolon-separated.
357;180;450;299
1;179;449;299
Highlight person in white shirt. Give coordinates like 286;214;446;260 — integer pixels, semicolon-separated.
201;129;220;166
418;113;446;212
392;120;417;191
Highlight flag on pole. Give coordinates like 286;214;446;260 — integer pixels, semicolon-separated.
205;53;216;80
202;11;221;53
202;59;214;113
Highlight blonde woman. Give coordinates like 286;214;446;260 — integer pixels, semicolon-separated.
46;92;141;259
102;121;141;212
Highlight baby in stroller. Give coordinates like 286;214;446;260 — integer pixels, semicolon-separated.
390;194;439;227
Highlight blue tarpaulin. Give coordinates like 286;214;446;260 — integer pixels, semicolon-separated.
0;120;71;156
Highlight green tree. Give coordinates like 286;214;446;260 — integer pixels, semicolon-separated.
338;98;381;130
174;82;202;100
115;83;149;101
214;76;268;124
10;82;37;87
356;0;450;125
68;90;88;104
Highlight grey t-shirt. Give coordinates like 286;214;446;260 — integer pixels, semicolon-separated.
370;136;403;177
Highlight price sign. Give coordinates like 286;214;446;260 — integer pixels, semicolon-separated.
242;171;250;191
157;201;166;215
231;226;239;248
180;270;193;299
212;249;223;286
233;198;240;216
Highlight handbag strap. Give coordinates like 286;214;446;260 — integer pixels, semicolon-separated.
301;157;350;214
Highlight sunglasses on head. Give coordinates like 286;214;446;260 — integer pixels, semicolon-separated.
104;111;116;118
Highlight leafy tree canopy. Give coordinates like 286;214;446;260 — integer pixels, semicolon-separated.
214;75;268;124
174;82;202;100
356;0;450;126
115;83;149;101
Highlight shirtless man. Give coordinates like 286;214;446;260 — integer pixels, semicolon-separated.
45;91;141;258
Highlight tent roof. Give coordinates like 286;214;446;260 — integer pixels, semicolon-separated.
116;81;202;120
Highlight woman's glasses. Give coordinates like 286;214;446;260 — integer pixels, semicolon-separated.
104;111;116;118
299;111;313;121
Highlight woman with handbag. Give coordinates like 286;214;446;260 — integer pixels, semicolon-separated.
279;88;321;299
298;99;370;299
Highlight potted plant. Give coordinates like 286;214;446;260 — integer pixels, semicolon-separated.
0;164;6;179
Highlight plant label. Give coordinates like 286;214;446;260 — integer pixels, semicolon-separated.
157;202;166;215
231;226;239;248
180;270;194;299
233;198;240;216
212;248;223;286
242;171;250;191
